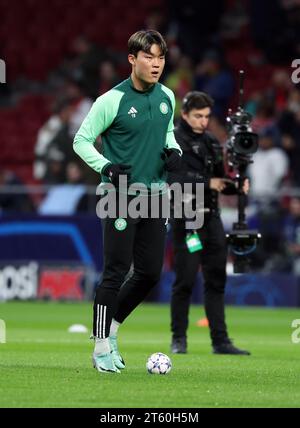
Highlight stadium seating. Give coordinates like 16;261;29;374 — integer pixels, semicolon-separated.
0;0;163;183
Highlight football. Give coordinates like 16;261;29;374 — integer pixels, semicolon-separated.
146;352;172;374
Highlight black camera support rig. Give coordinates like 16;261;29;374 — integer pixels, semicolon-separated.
225;70;261;273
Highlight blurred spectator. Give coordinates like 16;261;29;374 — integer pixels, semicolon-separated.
63;35;110;99
43;147;66;185
248;128;289;200
0;168;34;214
248;127;289;271
267;69;292;113
251;97;282;145
278;89;300;185
97;60;120;96
34;98;75;181
64;78;93;137
219;0;248;39
250;0;300;63
144;8;168;33
245;92;264;117
38;161;89;215
164;55;194;117
45;129;78;184
194;50;234;119
167;0;225;60
252;199;287;272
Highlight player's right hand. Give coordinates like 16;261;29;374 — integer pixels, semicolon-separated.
102;163;131;186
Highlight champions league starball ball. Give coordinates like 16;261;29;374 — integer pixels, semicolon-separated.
146;352;172;374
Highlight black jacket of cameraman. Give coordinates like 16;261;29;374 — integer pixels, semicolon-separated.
168;118;237;218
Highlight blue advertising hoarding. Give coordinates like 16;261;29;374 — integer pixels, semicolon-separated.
0;215;299;306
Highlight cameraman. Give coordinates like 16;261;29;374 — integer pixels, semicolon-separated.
168;91;250;355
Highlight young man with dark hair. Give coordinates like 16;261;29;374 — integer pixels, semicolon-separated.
74;30;182;373
168;91;251;356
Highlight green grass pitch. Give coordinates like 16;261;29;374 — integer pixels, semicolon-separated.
0;301;300;408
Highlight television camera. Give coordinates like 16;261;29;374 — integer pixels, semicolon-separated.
225;70;261;273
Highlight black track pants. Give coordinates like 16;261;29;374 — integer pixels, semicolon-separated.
93;211;167;338
170;216;229;346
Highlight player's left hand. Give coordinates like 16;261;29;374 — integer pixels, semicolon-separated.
162;148;182;172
